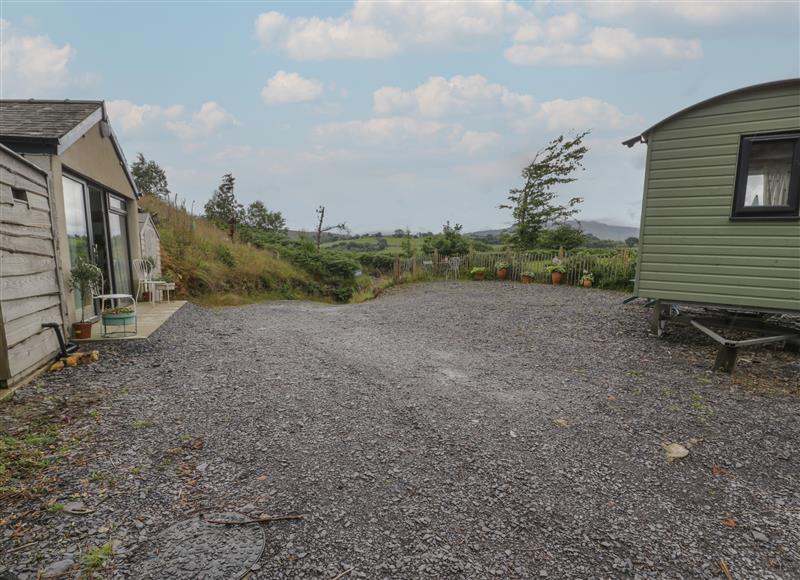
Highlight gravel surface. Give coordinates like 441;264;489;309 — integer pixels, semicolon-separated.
1;281;798;579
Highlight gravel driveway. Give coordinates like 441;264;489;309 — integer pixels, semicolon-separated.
2;282;799;579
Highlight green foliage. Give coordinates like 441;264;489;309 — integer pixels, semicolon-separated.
245;200;287;233
537;225;586;250
401;228;414;258
494;261;511;270
625;236;640;247
66;257;103;322
358;253;395;272
204;173;243;238
469;238;494;252
580;271;594;282
546;264;566;273
215;244;236;267
421;221;471;256
470;267;488;277
83;543;114;570
131;153;170;198
501;131;589;250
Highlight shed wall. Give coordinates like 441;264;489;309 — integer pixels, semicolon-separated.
0;149;64;386
637;84;800;312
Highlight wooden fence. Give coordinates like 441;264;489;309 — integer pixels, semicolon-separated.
393;249;636;289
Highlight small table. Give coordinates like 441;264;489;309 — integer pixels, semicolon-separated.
95;294;137;338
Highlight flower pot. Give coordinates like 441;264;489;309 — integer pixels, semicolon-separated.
521;275;532;284
551;272;562;286
582;279;592;288
473;273;485;281
495;268;508;281
73;321;93;340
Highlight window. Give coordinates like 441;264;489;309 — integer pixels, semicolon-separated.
732;133;800;218
11;188;28;205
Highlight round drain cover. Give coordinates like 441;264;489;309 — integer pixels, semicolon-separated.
139;513;265;580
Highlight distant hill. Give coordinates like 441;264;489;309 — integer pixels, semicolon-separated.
468;220;638;242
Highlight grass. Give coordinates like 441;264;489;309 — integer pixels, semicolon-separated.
139;195;313;302
130;419;152;429
83;543;114;570
0;427;58;497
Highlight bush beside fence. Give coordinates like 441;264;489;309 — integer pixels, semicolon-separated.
389;249;636;290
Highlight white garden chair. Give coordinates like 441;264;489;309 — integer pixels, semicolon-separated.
446;257;461;280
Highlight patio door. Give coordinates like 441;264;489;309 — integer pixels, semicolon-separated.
107;196;132;295
62;175;94;320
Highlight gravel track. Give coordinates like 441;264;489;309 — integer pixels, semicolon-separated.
2;281;799;579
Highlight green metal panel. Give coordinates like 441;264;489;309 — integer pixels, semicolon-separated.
637;82;800;312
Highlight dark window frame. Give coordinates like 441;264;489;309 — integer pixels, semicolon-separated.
11;188;29;206
731;131;800;220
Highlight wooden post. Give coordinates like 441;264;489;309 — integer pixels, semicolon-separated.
393;257;400;282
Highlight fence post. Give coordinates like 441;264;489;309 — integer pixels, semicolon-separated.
393;257;401;282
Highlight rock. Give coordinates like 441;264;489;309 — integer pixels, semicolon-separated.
663;443;689;462
41;558;74;578
752;531;769;543
63;501;91;514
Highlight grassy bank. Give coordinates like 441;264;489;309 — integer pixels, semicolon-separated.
139;196;317;305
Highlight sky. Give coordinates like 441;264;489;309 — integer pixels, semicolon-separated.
1;1;798;233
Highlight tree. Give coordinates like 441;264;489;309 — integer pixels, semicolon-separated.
245;200;287;233
625;236;639;247
401;228;414;258
421;221;471;256
314;206;347;249
394;229;406;238
131;153;170;198
204;173;243;240
500;131;589;250
538;224;586;250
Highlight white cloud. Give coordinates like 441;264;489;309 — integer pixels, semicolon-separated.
106;100;184;132
314;115;501;157
261;71;324;105
0;20;75;94
506;26;702;65
255;1;523;60
586;1;794;26
527;97;643;130
456;131;501;155
374;75;535;117
165;102;236;140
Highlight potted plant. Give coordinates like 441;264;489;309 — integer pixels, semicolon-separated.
580;271;594;288
102;305;136;323
66;256;103;339
470;267;488;281
546;264;566;286
521;271;535;284
494;261;511;281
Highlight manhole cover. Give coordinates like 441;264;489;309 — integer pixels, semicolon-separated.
139;512;265;579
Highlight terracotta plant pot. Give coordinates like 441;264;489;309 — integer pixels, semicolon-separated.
582;279;592;288
495;268;508;281
521;275;532;284
551;272;562;286
73;321;93;340
473;272;485;281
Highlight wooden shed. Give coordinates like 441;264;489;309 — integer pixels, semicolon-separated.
625;79;800;314
0;144;67;387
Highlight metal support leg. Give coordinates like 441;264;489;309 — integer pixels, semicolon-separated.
714;345;738;373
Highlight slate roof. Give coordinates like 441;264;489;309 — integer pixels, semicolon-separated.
0;100;103;141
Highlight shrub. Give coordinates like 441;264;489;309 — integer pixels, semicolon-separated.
215;244;236;267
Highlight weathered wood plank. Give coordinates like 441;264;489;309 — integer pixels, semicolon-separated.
0;165;49;197
7;329;60;377
0;183;50;211
0;221;53;241
1;294;61;323
0;203;52;227
0;233;55;257
0;270;59;300
4;305;63;348
0;251;57;277
0;153;48;185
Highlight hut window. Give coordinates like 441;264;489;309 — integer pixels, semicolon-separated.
732;133;800;218
11;188;29;205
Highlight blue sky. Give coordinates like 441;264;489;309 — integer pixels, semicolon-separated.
2;1;798;233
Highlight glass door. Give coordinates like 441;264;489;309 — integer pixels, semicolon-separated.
62;176;94;320
108;196;132;295
88;185;112;294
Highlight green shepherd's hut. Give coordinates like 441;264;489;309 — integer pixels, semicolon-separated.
624;79;800;370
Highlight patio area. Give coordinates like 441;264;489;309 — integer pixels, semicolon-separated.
75;300;187;341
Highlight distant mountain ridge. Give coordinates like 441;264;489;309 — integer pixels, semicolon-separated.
468;220;638;242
